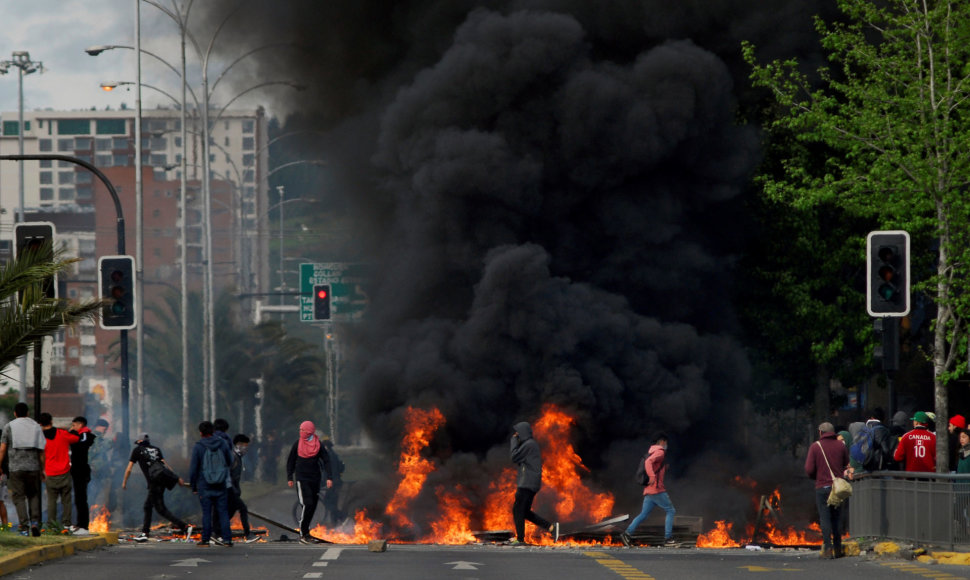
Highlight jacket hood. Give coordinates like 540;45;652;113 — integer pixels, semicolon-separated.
199;435;224;450
43;426;56;440
513;422;533;441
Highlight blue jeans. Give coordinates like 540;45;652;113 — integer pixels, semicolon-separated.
198;486;231;543
626;492;676;539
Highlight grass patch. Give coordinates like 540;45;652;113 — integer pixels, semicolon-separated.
0;532;76;558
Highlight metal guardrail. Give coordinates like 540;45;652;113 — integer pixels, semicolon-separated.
848;471;970;548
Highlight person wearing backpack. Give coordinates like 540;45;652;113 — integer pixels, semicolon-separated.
189;421;233;547
620;433;677;548
853;409;897;473
286;420;333;544
122;434;190;542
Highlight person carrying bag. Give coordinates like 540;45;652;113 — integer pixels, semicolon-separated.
805;422;853;559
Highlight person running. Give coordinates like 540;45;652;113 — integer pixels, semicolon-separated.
286;421;333;544
509;421;559;545
122;434;190;542
620;433;677;547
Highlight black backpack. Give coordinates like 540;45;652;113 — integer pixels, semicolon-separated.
634;452;649;486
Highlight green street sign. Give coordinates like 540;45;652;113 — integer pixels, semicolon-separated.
300;262;369;322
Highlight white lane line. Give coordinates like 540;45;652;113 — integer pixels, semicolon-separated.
312;562;329;567
303;574;323;579
320;547;343;560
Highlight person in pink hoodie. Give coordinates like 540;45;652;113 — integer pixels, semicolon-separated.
620;433;676;547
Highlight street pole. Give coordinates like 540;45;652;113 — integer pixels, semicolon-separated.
277;185;285;314
134;0;146;434
179;8;190;457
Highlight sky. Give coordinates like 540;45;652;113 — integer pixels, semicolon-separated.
0;0;278;116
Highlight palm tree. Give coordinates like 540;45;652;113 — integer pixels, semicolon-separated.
0;245;103;370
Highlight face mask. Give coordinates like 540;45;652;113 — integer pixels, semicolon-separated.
235;446;249;456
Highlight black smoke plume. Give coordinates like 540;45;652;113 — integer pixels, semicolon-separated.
192;0;830;529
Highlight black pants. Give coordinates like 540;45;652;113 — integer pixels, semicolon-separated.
322;482;343;525
295;480;320;538
512;487;551;541
143;482;186;534
814;487;843;553
227;487;250;535
72;466;91;529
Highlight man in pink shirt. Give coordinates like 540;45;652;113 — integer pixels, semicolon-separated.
39;413;79;528
893;411;936;472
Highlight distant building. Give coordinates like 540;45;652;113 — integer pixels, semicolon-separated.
0;107;271;384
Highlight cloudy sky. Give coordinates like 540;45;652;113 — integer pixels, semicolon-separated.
0;0;276;116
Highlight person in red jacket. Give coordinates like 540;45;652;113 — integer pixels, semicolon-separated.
39;413;79;528
893;411;936;472
620;433;677;548
805;422;851;559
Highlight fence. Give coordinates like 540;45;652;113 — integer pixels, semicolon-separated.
848;471;970;549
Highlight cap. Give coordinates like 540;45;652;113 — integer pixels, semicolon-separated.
951;415;967;429
911;411;929;424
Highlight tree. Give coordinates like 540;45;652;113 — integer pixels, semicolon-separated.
744;0;970;471
0;248;102;370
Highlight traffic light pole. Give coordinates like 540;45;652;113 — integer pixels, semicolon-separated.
0;154;128;443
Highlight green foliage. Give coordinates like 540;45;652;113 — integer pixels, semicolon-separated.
743;0;970;392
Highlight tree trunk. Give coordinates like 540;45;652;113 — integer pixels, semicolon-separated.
814;367;830;427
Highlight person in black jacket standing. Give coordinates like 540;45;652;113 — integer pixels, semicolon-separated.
286;421;333;543
68;416;95;535
509;421;559;545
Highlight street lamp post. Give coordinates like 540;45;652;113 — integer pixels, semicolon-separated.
0;51;43;223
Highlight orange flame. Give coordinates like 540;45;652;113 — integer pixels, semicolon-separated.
697;520;742;548
384;407;446;528
89;505;110;533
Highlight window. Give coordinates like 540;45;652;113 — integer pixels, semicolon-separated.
2;120;19;136
76;171;92;184
242;119;254;133
38;139;53;152
148;119;168;132
39;172;53;185
151;137;166;150
58;172;74;185
243;153;254;167
150;154;167;167
58;119;91;135
39;159;52;168
58;138;74;152
75;137;92;149
175;136;182;148
58;187;74;201
243;169;255;182
242;136;254;150
96;154;112;167
95;138;112;151
113;154;128;166
152;170;168;182
77;154;93;164
112;137;128;149
96;119;126;134
76;185;93;200
39;187;54;201
224;136;230;146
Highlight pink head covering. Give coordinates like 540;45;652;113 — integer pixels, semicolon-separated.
298;420;321;458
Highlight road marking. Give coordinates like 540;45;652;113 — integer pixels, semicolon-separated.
320;547;343;560
880;562;963;579
312;561;329;567
171;558;210;567
583;551;654;579
303;574;323;579
739;566;802;572
445;561;483;570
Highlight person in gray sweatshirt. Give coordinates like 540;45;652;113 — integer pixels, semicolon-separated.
509;421;559;544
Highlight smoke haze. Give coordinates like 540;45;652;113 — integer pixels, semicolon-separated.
193;0;830;526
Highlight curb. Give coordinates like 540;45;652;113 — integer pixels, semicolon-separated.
0;533;117;577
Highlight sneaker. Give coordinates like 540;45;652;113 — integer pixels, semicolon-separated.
211;536;226;546
507;538;526;546
68;525;77;533
19;529;29;536
299;535;313;545
196;540;210;547
664;538;678;546
244;535;260;544
550;522;560;542
133;532;149;543
620;532;632;548
72;528;91;536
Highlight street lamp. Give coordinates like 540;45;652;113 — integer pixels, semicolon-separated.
0;51;43;224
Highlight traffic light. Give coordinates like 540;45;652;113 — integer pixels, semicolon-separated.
313;284;331;320
98;256;136;329
14;222;56;299
867;230;910;317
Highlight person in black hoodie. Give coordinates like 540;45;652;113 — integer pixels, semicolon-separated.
68;416;95;535
286;420;333;544
509;421;559;545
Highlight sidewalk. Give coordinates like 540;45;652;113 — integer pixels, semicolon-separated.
0;532;118;577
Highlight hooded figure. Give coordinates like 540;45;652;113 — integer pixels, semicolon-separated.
509;422;558;544
286;420;333;543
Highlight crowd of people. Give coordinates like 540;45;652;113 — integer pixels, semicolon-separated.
0;405;344;546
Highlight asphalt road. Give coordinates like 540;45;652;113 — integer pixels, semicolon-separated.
7;542;970;580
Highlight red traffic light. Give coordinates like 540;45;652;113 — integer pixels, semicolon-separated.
316;288;328;300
